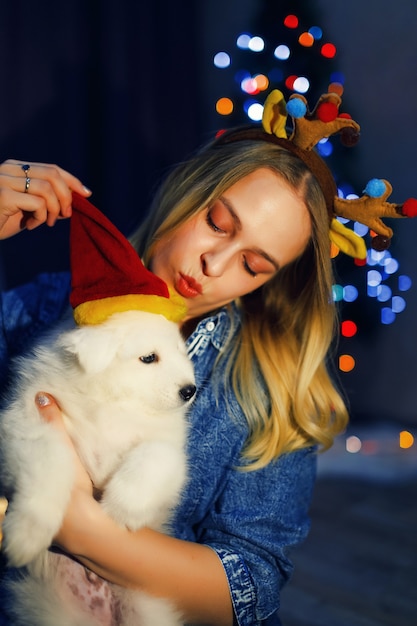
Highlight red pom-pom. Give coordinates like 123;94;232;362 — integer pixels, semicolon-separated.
338;112;352;119
317;102;338;123
402;198;417;217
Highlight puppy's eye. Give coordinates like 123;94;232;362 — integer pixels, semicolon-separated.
139;353;159;364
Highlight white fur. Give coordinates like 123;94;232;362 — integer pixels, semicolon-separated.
0;310;195;626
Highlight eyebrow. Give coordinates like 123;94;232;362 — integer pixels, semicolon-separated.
219;195;281;271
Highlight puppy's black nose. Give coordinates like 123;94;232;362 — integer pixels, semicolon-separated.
179;384;196;402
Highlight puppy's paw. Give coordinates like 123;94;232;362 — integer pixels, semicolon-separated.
101;441;187;531
2;506;62;567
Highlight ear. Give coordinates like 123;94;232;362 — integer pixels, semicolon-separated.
59;325;118;374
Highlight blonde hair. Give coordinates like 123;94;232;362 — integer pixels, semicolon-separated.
131;139;349;470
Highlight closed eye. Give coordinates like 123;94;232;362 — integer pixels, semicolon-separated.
243;257;257;277
139;353;159;364
206;210;224;233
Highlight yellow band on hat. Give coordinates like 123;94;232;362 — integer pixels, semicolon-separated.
74;289;187;326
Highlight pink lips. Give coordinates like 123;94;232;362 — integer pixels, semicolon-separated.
176;274;203;298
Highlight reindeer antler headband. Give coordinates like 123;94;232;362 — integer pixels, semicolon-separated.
216;88;417;259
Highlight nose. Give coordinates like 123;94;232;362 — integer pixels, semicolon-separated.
179;384;197;402
201;248;232;277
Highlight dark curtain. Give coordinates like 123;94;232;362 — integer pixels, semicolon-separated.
0;0;203;288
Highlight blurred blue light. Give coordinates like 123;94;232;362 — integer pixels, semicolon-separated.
384;258;399;275
214;52;231;68
237;34;251;49
381;308;396;324
367;270;382;286
376;285;392;302
337;183;356;198
234;69;250;85
353;222;368;237
269;68;284;83
330;71;345;85
309;26;323;40
317;139;333;157
399;274;412;291
274;44;291;60
392;296;406;313
343;285;359;302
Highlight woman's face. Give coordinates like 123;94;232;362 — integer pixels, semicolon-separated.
150;168;312;320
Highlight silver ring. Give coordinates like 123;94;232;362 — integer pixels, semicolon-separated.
21;164;31;193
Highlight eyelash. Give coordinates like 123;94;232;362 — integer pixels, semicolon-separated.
243;258;257;277
206;210;224;233
206;210;258;277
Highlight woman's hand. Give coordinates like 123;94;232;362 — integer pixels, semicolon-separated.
0;159;92;239
0;392;94;552
34;393;96;552
35;393;93;495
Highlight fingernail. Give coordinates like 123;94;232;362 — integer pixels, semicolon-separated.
82;185;92;195
35;392;51;407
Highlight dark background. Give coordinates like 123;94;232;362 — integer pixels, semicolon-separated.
1;0;417;428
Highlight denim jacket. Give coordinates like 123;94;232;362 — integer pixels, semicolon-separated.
0;272;317;625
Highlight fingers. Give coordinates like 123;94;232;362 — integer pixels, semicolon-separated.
35;392;66;427
0;159;92;229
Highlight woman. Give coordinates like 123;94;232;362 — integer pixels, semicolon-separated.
0;135;348;625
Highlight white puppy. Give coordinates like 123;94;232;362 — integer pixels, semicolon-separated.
0;309;196;626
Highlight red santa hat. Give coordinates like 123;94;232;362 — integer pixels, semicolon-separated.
69;192;187;325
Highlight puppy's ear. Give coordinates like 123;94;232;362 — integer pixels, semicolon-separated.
59;326;118;374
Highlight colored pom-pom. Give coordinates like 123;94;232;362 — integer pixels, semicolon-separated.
402;198;417;218
317;101;338;122
286;98;307;119
338;112;352;119
340;126;360;147
364;179;386;198
371;234;391;251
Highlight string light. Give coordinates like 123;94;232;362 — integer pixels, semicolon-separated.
212;12;414;368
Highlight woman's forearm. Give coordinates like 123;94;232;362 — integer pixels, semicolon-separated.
56;492;233;625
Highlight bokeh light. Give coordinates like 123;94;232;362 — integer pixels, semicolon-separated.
399;431;414;449
399;275;412;291
284;14;299;29
309;26;323;40
293;76;310;93
274;44;291;60
321;43;336;58
248;36;265;52
236;33;251;49
339;354;355;372
341;320;357;337
346;435;362;453
215;97;234;115
213;14;414;364
381;308;396;325
298;32;314;47
214;52;231;69
245;101;263;121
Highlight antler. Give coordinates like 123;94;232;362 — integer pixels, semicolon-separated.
335;179;417;250
260;88;417;257
287;92;361;150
